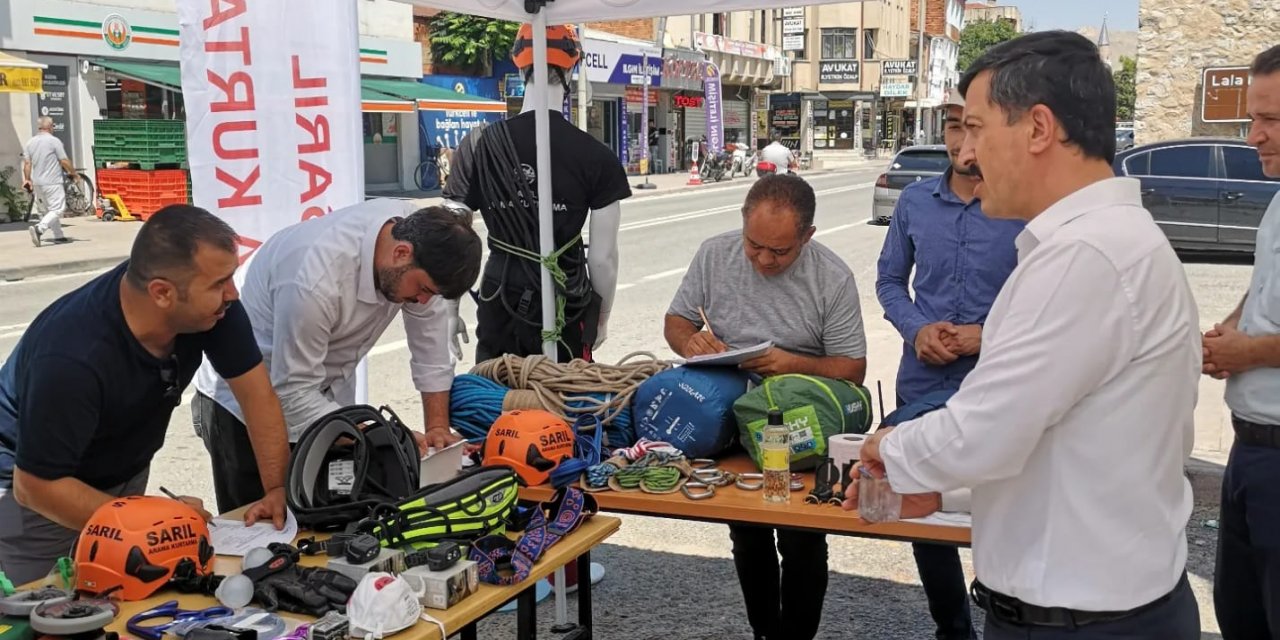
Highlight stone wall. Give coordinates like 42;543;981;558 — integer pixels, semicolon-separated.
589;19;657;42
1136;0;1279;143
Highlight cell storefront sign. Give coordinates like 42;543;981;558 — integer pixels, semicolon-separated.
582;38;663;86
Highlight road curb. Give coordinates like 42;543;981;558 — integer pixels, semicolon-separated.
1;255;125;282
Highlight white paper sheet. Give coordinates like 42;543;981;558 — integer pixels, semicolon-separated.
681;341;774;367
210;508;299;556
903;511;972;528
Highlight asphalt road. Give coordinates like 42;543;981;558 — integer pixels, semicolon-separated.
0;168;1246;638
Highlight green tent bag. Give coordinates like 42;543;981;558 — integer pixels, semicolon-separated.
733;374;873;471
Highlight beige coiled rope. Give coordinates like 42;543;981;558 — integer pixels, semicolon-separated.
471;352;673;427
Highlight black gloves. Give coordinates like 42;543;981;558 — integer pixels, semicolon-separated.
241;545;357;617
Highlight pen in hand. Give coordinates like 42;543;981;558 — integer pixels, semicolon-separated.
160;486;216;526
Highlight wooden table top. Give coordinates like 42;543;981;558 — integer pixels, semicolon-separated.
522;452;971;546
93;513;621;640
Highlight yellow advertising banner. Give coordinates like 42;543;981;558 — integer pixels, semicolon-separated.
0;66;42;93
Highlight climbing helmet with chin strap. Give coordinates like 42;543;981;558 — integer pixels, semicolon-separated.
74;496;214;600
482;410;575;486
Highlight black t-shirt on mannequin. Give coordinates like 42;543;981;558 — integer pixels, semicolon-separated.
447;110;630;360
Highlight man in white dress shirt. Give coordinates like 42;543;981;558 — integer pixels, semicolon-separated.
192;200;482;514
856;31;1202;638
1200;45;1280;640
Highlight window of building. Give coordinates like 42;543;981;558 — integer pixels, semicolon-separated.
821;28;857;60
713;13;726;36
864;28;879;60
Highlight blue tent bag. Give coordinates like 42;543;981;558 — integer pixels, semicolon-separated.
632;366;752;458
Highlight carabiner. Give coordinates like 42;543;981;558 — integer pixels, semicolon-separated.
681;481;716;501
735;473;764;491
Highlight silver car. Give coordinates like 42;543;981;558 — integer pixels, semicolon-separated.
872;145;951;224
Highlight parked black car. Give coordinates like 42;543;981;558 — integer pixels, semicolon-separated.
1114;138;1279;253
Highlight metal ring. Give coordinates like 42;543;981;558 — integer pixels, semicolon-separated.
693;469;725;484
690;458;717;469
681;481;716;501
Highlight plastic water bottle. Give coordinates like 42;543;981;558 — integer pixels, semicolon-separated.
762;409;791;503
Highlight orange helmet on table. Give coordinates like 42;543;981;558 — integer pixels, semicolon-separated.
74;496;214;600
483;410;576;486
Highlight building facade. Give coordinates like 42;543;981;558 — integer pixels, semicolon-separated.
963;1;1023;31
1135;0;1279;142
0;0;424;193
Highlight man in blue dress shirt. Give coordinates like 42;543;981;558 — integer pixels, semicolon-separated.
874;93;1024;640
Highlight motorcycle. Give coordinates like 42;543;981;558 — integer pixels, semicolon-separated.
700;150;732;182
755;161;778;178
730;147;749;178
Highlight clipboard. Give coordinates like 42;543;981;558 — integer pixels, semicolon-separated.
681;341;773;367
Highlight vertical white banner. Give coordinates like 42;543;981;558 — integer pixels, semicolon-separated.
177;0;364;262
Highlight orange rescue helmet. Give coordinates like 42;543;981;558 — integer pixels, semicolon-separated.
511;24;582;71
483;410;576;486
74;496;214;600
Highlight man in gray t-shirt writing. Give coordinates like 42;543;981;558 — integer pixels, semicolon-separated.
23;116;78;247
664;174;867;640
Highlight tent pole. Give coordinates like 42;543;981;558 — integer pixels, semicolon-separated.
532;10;557;361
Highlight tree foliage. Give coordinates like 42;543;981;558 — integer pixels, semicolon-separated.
428;12;520;73
957;19;1020;73
1114;56;1137;121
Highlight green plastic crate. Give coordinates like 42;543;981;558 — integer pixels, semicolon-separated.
92;119;188;165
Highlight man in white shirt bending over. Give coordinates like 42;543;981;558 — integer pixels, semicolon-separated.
193;201;482;514
856;31;1201;638
1200;44;1280;640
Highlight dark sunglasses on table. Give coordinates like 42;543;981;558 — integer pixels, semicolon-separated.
159;354;181;404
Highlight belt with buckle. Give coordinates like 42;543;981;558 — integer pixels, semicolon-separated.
1232;416;1280;449
970;577;1182;629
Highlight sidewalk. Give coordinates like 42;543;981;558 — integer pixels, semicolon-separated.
2;161;881;282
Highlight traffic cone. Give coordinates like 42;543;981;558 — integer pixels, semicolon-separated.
687;161;703;186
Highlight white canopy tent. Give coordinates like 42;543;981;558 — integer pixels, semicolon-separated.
402;0;857;359
399;0;863;629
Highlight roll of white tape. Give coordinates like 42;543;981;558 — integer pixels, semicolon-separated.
828;433;869;472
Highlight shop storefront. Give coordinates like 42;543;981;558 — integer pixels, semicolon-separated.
692;32;780;161
660;47;707;173
0;0;425;191
581;31;664;174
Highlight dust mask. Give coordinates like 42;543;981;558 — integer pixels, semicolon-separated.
346;573;422;640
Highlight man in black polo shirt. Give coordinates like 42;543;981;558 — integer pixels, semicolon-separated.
0;205;291;585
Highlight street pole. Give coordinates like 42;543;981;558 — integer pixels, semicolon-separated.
636;49;656;189
914;0;927;144
577;23;589;131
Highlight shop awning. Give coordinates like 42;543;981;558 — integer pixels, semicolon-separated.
361;87;414;113
0;52;46;94
361;77;506;113
93;59;181;91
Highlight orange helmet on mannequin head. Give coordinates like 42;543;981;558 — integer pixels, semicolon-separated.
511;23;582;87
483;410;576;486
74;496;214;600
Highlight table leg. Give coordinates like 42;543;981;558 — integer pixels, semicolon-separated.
575;551;592;638
517;583;538;640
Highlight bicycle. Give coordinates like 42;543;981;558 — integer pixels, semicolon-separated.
26;169;96;222
414;146;452;192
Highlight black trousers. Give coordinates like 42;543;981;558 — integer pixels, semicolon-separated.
1216;438;1280;639
896;394;976;640
728;524;828;640
192;392;268;514
983;573;1199;639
